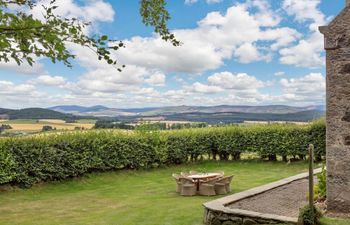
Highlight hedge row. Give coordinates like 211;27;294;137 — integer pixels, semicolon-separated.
0;120;325;187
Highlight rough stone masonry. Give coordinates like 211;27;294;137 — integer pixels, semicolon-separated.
319;0;350;213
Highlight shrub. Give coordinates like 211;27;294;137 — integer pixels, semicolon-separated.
136;123;167;131
1;124;12;130
42;126;54;132
0;146;16;184
94;120;135;130
309;119;326;161
298;205;322;225
314;165;327;201
0;120;326;187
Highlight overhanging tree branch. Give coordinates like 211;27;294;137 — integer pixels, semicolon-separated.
0;0;179;70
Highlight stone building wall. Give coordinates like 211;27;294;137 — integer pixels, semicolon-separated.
320;1;350;213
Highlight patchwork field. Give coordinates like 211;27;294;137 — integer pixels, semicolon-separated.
0;119;95;132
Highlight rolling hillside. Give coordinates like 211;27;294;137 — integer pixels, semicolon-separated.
164;110;325;124
48;104;325;117
0;108;80;120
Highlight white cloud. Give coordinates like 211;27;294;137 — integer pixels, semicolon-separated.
206;0;223;4
234;43;268;64
247;0;281;27
282;0;325;26
185;0;198;5
75;65;147;93
116;2;300;74
173;76;187;85
31;75;66;86
186;82;223;94
31;0;115;23
0;60;46;75
278;73;325;103
185;0;222;5
145;72;166;86
208;72;266;90
133;88;160;97
279;32;324;68
116;35;223;74
0;81;36;95
274;71;285;77
163;90;190;101
279;0;326;68
0;71;326;108
62;64;167;95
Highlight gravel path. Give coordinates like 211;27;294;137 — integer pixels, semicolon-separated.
229;178;312;218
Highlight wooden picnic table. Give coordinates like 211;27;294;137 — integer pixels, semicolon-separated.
187;173;222;191
187;173;221;180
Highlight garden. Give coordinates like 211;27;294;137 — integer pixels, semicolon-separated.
1;119;349;224
0;161;317;225
1;161;349;225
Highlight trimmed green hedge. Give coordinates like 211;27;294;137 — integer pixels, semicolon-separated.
0;120;325;187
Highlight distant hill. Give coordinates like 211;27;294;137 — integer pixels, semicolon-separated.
48;105;133;117
0;108;81;120
48;105;109;113
164;110;325;124
48;104;325;117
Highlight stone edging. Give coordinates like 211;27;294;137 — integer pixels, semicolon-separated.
203;168;322;225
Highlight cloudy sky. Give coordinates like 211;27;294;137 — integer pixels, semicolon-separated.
0;0;344;109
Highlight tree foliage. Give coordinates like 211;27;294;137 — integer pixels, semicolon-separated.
0;0;179;70
140;0;180;46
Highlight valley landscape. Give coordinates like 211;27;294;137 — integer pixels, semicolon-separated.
2;1;350;225
0;104;325;134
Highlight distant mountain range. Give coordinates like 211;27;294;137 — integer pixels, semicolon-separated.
0;105;325;123
48;104;325;117
48;105;135;117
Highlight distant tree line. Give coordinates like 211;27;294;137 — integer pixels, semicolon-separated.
94;120;135;130
136;123;167;131
168;123;207;130
93;120;208;131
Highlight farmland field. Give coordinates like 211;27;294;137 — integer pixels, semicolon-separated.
76;119;97;124
0;119;95;132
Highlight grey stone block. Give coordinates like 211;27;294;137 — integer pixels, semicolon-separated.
242;218;258;225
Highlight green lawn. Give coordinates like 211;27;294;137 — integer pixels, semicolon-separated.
321;217;350;225
0;161;347;225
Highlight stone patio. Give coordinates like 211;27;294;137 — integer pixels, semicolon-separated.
203;168;322;225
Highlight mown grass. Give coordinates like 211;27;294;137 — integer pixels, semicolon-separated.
0;160;347;225
321;217;350;225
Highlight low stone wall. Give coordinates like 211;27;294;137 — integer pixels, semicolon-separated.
203;169;322;225
203;208;293;225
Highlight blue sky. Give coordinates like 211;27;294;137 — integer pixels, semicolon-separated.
0;0;345;108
